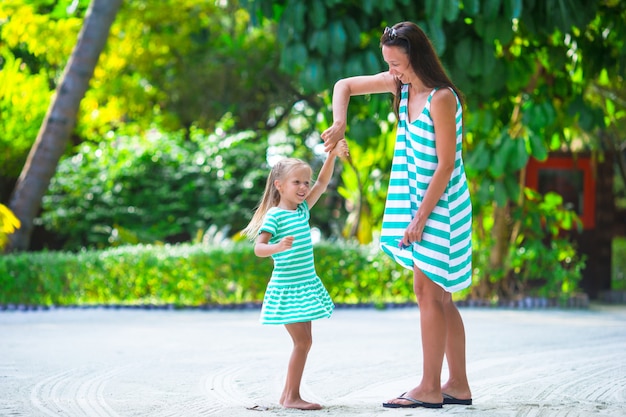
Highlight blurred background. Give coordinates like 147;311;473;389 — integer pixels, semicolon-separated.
0;0;624;307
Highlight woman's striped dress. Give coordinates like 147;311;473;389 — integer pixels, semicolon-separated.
258;201;334;324
380;85;473;292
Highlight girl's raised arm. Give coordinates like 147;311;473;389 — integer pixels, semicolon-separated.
306;140;348;209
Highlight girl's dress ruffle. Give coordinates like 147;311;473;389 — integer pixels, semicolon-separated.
260;277;334;325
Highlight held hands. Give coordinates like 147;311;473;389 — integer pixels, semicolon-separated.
321;121;346;153
329;139;350;159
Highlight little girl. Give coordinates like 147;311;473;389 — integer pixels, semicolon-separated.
243;140;348;410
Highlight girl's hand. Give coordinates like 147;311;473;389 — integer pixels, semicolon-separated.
330;139;350;159
321;121;346;153
276;235;294;252
253;232;294;257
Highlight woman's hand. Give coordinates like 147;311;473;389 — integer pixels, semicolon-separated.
401;213;426;246
321;121;346;153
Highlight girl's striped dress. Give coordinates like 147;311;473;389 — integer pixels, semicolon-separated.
258;201;334;324
380;85;473;292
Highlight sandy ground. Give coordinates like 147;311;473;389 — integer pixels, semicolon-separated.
0;304;625;417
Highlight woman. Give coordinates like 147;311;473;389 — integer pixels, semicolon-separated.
321;21;473;409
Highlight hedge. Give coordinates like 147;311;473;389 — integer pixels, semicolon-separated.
0;242;417;308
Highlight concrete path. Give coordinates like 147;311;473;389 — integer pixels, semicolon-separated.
1;304;625;416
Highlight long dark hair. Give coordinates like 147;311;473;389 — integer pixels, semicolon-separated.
380;21;464;116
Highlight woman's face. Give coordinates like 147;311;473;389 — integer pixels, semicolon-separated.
382;44;414;83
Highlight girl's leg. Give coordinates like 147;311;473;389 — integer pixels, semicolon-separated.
386;266;446;405
279;321;322;410
441;294;472;400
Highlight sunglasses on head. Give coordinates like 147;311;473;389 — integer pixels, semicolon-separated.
384;26;398;40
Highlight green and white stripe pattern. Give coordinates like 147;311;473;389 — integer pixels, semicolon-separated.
258;201;334;324
380;85;473;292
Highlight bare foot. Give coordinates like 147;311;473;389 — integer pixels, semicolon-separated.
282;398;322;410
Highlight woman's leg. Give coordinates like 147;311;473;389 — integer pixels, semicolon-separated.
280;321;321;410
441;293;472;400
386;266;446;405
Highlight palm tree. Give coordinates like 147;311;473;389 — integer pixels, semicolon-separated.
6;0;123;252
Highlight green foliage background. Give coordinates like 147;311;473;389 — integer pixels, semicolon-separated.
40;128;270;248
0;243;416;307
613;238;626;291
0;241;586;307
1;0;624;302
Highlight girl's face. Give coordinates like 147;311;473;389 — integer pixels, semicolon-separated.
382;45;415;84
275;165;312;210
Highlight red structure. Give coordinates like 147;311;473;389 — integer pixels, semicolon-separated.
526;154;596;229
526;152;615;299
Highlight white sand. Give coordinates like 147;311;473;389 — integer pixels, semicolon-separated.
1;304;625;416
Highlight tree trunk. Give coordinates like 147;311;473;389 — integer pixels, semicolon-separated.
6;0;123;252
489;203;510;270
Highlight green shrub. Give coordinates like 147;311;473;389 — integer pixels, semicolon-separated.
471;189;586;303
0;242;415;307
1;239;591;308
40;129;270;250
613;237;626;290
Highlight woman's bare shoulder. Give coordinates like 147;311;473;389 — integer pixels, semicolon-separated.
431;87;457;109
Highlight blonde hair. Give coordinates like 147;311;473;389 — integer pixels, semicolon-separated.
242;158;312;239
